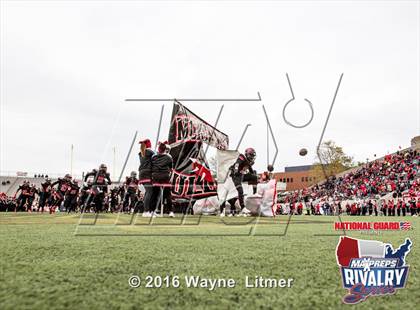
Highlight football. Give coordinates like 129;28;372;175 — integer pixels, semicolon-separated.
299;148;308;156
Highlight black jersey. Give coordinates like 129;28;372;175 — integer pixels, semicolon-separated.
41;181;52;193
229;153;254;176
51;178;71;195
125;177;139;193
110;187;119;199
17;184;31;196
84;170;111;187
28;187;38;198
139;148;154;182
67;183;80;196
151;153;173;185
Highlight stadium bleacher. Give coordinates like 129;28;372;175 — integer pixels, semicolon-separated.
280;146;419;207
0;176;58;196
0;176;19;196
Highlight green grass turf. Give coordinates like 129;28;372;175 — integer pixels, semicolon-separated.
0;213;418;309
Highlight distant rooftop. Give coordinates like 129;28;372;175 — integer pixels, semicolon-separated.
284;165;314;172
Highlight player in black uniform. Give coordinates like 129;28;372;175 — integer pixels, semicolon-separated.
14;180;31;211
109;186;120;213
123;171;139;213
138;139;155;216
83;164;112;213
64;179;80;213
50;174;72;213
79;179;92;212
117;184;125;206
148;141;173;217
38;178;52;213
82;169;97;213
220;148;258;216
27;184;39;211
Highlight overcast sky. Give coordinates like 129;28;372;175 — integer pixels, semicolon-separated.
1;1;419;179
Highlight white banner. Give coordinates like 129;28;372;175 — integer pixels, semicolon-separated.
256;179;277;216
216;150;238;183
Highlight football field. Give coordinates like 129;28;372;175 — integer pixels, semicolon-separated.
0;213;418;309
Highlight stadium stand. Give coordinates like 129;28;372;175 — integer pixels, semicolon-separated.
0;177;58;196
0;176;19;196
276;146;419;215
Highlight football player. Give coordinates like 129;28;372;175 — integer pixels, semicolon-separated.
123;171;139;213
221;148;258;216
50;174;72;213
38;178;52;213
83;164;112;213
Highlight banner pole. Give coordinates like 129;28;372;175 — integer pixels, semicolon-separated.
155;104;165;150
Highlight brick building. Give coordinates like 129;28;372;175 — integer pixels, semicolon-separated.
272;165;318;191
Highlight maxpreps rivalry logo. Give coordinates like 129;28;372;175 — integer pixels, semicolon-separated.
336;237;412;304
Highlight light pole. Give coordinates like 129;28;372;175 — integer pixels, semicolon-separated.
113;146;116;180
70;144;74;176
266;122;269;167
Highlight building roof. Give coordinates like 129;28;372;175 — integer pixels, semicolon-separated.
284;165;314;172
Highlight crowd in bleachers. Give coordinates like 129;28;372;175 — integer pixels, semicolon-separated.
277;148;420;216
